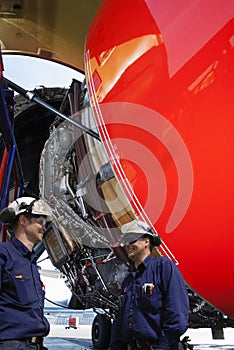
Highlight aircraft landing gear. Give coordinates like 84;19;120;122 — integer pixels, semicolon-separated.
92;314;111;349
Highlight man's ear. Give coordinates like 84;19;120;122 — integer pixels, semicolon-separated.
144;237;151;247
18;214;27;226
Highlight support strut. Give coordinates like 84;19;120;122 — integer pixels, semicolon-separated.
4;77;101;141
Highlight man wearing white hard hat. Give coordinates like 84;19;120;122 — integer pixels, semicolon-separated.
0;197;52;349
110;219;190;350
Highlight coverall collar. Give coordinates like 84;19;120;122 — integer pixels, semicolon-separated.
11;234;36;260
129;253;152;275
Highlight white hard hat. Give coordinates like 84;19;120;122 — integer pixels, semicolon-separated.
121;220;161;246
0;197;52;225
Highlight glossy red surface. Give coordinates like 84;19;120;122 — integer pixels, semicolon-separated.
85;0;234;317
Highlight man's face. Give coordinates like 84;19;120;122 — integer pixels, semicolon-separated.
125;237;150;264
24;215;47;244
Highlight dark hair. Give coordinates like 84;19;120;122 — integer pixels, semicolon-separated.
143;233;161;247
4;216;19;232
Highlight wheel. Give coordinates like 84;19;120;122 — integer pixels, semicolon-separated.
91;314;111;349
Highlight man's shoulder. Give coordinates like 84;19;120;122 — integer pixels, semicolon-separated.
0;241;13;254
149;255;175;268
150;255;167;263
0;242;13;265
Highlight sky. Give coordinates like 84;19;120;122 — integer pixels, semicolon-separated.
2;54;84;90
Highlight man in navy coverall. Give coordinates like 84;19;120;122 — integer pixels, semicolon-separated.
110;220;189;350
0;197;51;350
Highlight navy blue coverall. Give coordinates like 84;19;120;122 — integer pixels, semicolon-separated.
0;235;49;346
110;254;189;350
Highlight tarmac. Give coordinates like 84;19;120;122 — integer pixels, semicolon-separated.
44;326;234;350
44;325;92;349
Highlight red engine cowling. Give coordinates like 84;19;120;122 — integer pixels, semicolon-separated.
85;0;234;318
